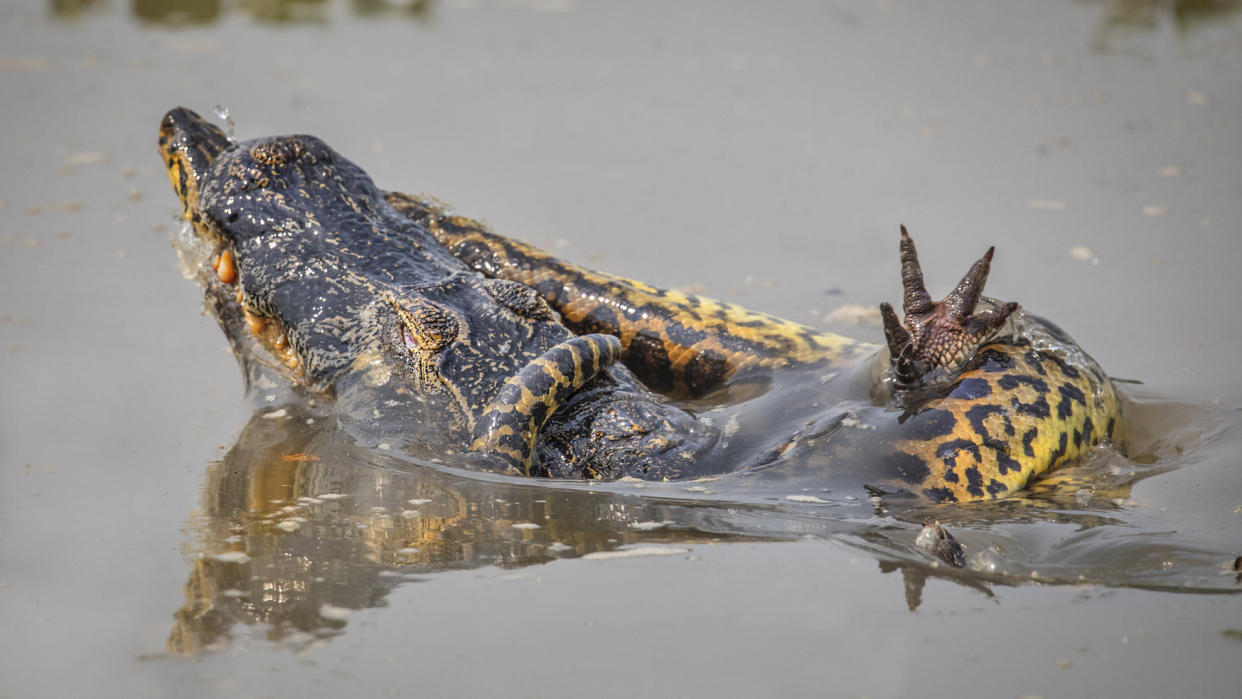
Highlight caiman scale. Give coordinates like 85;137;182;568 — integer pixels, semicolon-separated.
159;107;1122;502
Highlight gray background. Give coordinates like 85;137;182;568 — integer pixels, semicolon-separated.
2;1;1241;697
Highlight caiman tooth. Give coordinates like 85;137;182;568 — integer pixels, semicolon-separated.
470;334;623;476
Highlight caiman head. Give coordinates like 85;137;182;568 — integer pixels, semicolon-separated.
158;107;625;472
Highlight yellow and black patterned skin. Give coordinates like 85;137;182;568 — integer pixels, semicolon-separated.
159;106;1121;502
387;193;1123;502
387;193;875;397
884;341;1119;500
159;107;714;480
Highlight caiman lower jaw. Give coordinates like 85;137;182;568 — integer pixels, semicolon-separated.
469;334;624;476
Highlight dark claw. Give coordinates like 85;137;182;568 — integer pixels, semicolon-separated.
899;226;934;316
944;246;993;322
883;226;1020;388
879;302;909;354
880;302;919;386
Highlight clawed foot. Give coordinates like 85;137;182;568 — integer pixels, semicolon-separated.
880;226;1018;388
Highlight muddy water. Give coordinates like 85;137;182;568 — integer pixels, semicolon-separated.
2;1;1241;697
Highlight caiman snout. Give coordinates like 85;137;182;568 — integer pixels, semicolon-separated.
158;107;233;218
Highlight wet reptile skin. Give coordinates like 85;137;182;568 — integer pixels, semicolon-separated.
160;106;1121;502
159;107;714;480
387;193;1123;502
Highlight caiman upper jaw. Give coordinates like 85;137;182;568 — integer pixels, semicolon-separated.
881;225;1019;388
158;107;232;219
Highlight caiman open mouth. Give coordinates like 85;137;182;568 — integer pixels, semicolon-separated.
212;248;304;379
172;216;306;385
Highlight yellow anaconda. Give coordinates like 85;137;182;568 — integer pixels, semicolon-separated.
387;192;1123;502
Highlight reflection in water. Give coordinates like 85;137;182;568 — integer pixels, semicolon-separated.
131;0;220;24
50;0;109;21
169;400;766;654
1085;0;1242;52
1090;0;1242;30
49;0;435;24
48;0;1242;37
169;391;1240;654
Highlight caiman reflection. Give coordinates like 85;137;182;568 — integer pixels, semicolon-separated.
168;401;759;654
169;396;1238;654
166;402;1008;654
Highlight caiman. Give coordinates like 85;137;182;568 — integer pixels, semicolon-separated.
159;107;1122;502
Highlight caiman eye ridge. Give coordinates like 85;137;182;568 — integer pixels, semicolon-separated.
394;299;459;353
162;106;1123;501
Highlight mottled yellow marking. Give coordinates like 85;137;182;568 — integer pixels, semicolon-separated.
892;349;1120;501
420;219;870;390
390;190;1124;498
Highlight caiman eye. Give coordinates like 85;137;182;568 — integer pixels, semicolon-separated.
395;298;459;354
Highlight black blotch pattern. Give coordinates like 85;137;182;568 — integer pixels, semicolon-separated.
731;318;770;329
999;373;1052;419
1023;349;1048;375
1056;383;1086;419
571;307;623;343
888;451;931;485
527;399;550;427
1049;432;1068;464
965;466;984;497
684;351;731;397
986;480;1009;496
1022;427;1038;457
994;449;1021;475
971;348;1015;373
950;377;992;400
1041;350;1082;379
998;373;1048;394
922;487;958;503
936;439;980;466
907;409;959;440
625;334;675;393
1014;395;1051;419
966;404;1012;438
524;365;556;399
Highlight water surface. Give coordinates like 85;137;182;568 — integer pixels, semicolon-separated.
2;1;1241;697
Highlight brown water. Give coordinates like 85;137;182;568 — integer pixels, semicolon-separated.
3;1;1242;697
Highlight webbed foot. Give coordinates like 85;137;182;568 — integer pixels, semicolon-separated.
879;226;1018;388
